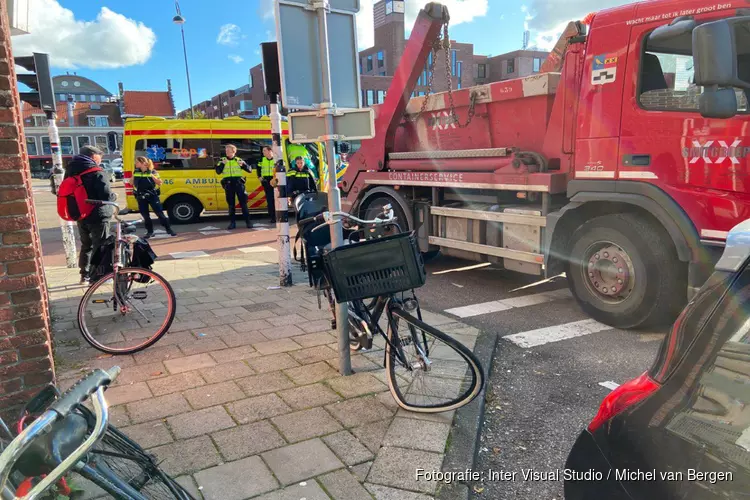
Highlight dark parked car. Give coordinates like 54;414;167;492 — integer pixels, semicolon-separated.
565;219;750;500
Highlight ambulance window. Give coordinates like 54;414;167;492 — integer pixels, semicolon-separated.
134;138;213;170
216;139;271;167
639;28;749;113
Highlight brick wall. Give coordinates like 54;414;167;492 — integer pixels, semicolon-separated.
0;4;55;419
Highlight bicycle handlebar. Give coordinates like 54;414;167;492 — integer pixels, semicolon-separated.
0;367;120;497
85;200;131;219
298;205;396;233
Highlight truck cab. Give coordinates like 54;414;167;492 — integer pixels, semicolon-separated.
339;1;750;329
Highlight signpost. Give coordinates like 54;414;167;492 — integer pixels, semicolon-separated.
273;0;374;376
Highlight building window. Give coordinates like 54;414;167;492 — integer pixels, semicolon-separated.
26;137;37;156
507;59;515;74
452;50;457;75
94;136;108;153
58;94;66;102
41;137;51;155
457;61;462;89
32;115;48;127
477;64;487;79
367;55;373;72
60;137;74;155
367;90;375;105
257;105;268;116
533;57;542;73
379;71;386;76
77;136;91;151
377;51;384;68
377;90;385;103
239;100;253;112
88;116;109;127
100;95;108;102
78;94;87;102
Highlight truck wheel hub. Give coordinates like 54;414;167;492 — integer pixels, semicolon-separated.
587;245;631;298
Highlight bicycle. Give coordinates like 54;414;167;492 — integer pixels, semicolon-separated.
0;367;194;500
295;195;485;413
78;200;176;355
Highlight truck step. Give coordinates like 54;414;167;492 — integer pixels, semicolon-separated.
388;148;511;160
428;236;544;265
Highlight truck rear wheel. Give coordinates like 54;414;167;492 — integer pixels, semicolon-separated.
566;213;686;329
166;195;202;224
362;196;407;235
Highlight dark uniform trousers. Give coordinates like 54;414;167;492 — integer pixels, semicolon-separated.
137;193;171;233
224;178;250;223
261;177;276;222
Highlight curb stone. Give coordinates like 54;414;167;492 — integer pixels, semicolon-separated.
436;325;498;500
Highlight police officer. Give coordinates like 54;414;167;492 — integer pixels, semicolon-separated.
216;144;252;230
256;146;276;224
133;156;176;238
288;156;317;198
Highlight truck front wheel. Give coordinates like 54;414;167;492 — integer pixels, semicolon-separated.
566;213;686;329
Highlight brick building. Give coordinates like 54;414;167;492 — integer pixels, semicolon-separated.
0;2;55;419
19;77;174;178
181;0;549;115
178;83;255;119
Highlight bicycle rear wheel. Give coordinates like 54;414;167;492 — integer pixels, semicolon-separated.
75;406;194;500
385;308;484;413
78;268;176;354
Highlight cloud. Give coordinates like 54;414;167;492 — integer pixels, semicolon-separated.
259;0;275;20
526;0;633;32
217;23;242;45
228;54;244;64
11;0;155;69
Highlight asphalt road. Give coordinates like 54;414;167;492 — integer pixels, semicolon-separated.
33;180;666;498
413;257;668;500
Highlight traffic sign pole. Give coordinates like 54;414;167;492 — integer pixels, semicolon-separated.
315;1;351;376
47;112;77;268
270;94;293;288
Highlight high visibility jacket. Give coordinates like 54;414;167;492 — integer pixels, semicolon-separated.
217;157;245;178
260;157;275;177
133;170;159;194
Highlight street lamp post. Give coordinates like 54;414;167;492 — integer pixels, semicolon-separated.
173;1;194;119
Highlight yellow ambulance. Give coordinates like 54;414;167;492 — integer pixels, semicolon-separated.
123;116;334;224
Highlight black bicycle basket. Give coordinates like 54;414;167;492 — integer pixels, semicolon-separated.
322;231;426;303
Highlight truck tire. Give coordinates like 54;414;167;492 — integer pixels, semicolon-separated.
566;213;686;329
166;195;202;224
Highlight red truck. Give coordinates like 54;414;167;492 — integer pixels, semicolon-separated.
338;0;750;329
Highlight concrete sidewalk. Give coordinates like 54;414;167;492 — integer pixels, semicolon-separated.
46;257;482;500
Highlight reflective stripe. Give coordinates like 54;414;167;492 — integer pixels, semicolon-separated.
220;157;244;178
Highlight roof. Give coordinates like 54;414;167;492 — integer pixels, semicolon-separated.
122;91;175;118
53;75;112;96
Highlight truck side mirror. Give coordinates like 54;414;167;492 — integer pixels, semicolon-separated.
699;87;738;119
693;17;750;119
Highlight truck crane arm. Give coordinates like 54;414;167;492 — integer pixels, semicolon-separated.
342;2;448;190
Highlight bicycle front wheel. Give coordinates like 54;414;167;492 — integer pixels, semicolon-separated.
385;308;484;413
78;268;176;354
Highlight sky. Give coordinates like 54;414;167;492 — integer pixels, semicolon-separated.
10;0;635;112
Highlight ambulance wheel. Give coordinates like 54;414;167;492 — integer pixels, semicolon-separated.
566;213;686;329
167;195;202;224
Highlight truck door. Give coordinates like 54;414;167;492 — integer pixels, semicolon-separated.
619;13;750;245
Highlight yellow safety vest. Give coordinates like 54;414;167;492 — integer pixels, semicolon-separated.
220;157;244;178
132;171;156;178
260;157;275;177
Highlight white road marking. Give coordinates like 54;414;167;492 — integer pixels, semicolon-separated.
150;234;171;240
503;319;612;348
199;226;221;231
444;288;572;318
170;251;209;259
237;245;277;253
153;229;166;234
598;381;620;391
200;230;231;235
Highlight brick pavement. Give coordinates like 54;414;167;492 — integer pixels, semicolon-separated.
46;257;482;500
